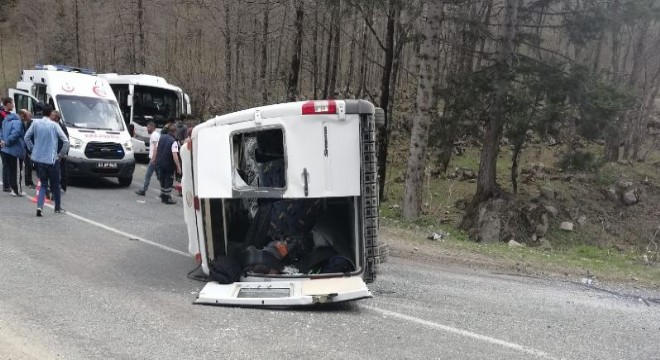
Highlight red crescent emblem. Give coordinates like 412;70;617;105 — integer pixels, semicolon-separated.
62;83;74;92
93;86;107;97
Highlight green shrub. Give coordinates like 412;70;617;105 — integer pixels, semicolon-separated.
558;150;604;172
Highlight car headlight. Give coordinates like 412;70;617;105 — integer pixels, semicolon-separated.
69;136;83;149
123;140;133;151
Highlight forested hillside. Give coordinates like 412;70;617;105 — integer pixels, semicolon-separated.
1;0;659;256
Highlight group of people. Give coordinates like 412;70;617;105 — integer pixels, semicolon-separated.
135;119;191;205
0;98;69;216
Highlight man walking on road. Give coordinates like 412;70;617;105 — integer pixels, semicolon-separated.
155;123;180;205
135;121;160;196
24;105;69;217
0;98;26;197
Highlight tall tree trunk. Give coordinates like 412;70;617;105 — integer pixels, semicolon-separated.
322;8;334;99
604;0;622;162
592;33;603;73
286;0;304;102
224;1;233;111
137;0;146;71
327;0;341;99
475;0;493;70
377;0;399;201
345;14;359;97
461;0;520;230
623;22;649;160
75;0;81;67
403;1;443;219
261;1;270;103
356;9;370;99
312;4;319;99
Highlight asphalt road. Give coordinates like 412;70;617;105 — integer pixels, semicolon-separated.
1;162;659;360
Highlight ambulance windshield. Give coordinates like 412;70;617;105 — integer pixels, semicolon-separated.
57;95;125;131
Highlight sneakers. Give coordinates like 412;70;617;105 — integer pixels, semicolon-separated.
54;208;66;214
135;189;146;196
3;188;10;192
10;191;25;197
36;208;42;217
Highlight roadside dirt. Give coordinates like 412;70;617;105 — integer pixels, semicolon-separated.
379;224;660;292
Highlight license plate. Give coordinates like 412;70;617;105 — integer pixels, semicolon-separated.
97;162;118;169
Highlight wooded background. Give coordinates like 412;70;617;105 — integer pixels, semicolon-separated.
1;0;659;234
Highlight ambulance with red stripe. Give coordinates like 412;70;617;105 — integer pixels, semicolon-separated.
8;65;135;187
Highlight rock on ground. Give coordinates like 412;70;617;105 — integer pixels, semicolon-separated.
560;222;574;231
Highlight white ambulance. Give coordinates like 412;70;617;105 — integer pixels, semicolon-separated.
9;65;135;186
181;100;385;306
97;73;191;158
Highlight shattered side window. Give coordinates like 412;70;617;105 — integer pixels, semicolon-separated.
232;128;286;193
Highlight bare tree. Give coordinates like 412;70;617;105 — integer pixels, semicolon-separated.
403;1;443;219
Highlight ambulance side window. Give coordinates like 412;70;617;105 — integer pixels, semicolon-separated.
232;128;286;189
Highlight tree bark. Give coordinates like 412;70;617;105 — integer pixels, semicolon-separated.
137;0;145;71
75;0;81;67
377;0;399;201
403;1;443;220
224;1;233;111
322;4;335;99
286;0;304;102
461;0;520;230
261;1;269;103
327;0;341;99
312;4;319;99
604;0;622;162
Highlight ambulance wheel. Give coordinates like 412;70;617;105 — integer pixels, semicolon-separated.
118;176;133;187
361;112;380;284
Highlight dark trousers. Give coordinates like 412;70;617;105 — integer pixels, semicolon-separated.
60;158;67;191
158;168;174;199
1;152;9;190
2;152;20;193
36;161;62;210
24;154;34;185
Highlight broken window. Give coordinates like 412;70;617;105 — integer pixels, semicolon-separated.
232;128;286;190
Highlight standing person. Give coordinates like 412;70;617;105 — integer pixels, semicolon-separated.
155;123;180;205
24;105;69;216
0;99;12;192
0;98;26;196
50;110;69;192
135;121;160;196
19;109;35;188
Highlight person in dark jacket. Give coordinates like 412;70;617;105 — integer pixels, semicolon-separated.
19;109;35;188
155;123;181;204
51;110;69;192
0;100;11;191
0;98;26;196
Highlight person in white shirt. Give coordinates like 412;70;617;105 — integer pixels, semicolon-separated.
135;121;160;196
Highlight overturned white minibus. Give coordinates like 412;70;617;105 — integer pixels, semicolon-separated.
181;100;385;306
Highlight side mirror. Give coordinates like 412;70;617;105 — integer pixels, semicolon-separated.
184;94;192;115
374;107;385;128
128;123;135;137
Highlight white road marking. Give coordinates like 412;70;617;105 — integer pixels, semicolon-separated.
1;180;190;258
362;305;559;360
0;181;558;359
64;209;191;257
